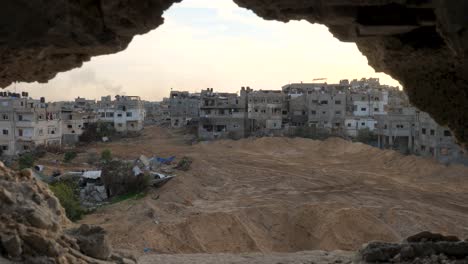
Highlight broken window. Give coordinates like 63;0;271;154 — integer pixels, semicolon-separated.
2;114;8;120
444;130;451;137
430;129;435;136
216;125;227;132
422;128;426;135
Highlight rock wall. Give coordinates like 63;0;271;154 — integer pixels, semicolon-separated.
0;0;467;145
0;162;135;263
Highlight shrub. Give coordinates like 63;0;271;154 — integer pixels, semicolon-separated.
87;152;98;165
49;180;85;221
101;160;150;198
19;153;35;169
176;156;193;171
101;149;112;162
80;122;116;143
63;151;77;163
356;128;378;144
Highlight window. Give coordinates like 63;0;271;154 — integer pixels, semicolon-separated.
322;111;326;115
320;100;328;105
396;124;404;129
374;108;379;111
430;129;435;136
335;100;341;105
335;123;340;127
118;123;123;127
126;112;132;117
361;122;366;126
38;115;43;120
335;111;342;115
1;145;8;151
421;145;426;151
100;112;105;118
444;130;452;137
38;129;43;136
117;113;122;117
347;123;352;127
312;100;318;104
361;108;367;111
311;110;316;115
2;129;8;135
18;115;23;121
2;114;8;120
67;125;72;129
18;129;23;136
422;128;426;135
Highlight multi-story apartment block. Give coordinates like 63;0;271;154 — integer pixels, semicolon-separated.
61;107;97;145
169;91;200;128
375;107;416;154
0;95;62;156
247;90;287;134
198;88;249;140
97;95;146;133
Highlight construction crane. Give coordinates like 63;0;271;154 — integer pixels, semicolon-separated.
313;78;328;82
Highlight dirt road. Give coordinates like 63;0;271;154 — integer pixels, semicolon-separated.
80;126;468;256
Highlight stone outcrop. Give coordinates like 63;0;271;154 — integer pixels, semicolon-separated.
0;162;135;263
0;1;467;144
357;231;468;263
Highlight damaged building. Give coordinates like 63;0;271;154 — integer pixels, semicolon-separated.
0;94;62;156
97;95;146;133
247;89;287;135
169;91;200;128
198;88;249;140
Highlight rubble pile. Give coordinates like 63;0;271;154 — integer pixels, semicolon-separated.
358;232;468;263
0;162;135;263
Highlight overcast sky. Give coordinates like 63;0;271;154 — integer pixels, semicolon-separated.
6;0;400;102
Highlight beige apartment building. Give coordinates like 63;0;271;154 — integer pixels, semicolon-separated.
0;96;62;156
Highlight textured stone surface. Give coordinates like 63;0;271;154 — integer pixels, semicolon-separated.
0;0;467;145
0;162;125;263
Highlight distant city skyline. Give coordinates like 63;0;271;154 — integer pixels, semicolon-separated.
5;0;400;102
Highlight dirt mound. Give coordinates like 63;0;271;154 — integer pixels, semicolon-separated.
80;128;468;255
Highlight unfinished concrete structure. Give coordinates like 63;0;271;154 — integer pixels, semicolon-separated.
97;95;146;133
414;111;468;164
169;91;200;128
0;95;62;156
61;108;97;145
198;88;249;140
375;107;416;154
247;89;287;135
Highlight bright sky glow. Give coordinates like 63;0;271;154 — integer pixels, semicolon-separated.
7;0;400;101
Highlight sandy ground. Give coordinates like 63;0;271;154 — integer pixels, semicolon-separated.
77;126;468;257
138;251;354;264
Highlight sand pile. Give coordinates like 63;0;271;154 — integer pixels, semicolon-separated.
80;129;468;255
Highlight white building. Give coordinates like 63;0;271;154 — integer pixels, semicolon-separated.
97;95;146;133
0;95;62;156
351;90;388;117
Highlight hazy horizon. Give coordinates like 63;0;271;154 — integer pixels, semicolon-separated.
5;0;400;102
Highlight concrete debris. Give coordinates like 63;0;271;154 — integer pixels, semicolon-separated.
80;183;108;207
357;232;468;263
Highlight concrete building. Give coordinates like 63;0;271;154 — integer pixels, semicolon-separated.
413;111;467;164
247;90;287;135
375;107;416;154
61;108;97;145
0;95;62;156
97;95;146;133
144;99;170;125
198;88;249;140
344;117;377;137
169;91;200;128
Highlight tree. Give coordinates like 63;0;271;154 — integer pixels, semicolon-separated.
63;151;77;163
19;153;35;169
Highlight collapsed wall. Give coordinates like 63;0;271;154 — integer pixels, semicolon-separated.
0;162;135;263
